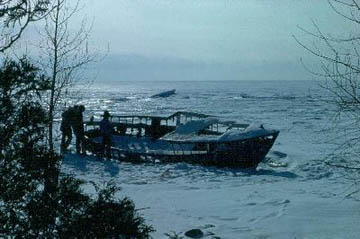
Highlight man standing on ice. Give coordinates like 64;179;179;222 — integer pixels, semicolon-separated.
100;110;113;158
60;106;74;153
71;105;86;155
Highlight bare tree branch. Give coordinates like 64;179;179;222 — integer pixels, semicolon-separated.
296;1;360;193
0;0;54;52
36;0;98;149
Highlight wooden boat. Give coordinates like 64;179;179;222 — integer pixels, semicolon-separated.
84;111;279;168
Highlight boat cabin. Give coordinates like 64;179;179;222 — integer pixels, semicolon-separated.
84;111;250;140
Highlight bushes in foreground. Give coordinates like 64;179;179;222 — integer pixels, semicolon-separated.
0;58;154;238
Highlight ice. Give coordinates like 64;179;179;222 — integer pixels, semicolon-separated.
60;80;360;238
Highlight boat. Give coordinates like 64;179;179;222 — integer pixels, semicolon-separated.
150;89;176;98
84;111;279;168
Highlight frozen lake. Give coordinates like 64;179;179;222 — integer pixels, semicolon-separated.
61;80;360;238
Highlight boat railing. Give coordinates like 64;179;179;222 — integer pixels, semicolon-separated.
108;111;215;126
85;111;213;128
84;111;250;134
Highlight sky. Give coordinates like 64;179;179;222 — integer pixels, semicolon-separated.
26;0;353;82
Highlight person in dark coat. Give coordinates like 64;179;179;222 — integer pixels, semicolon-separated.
60;106;74;152
71;105;86;155
100;110;113;158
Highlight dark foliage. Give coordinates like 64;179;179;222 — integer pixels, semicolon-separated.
0;0;51;52
0;58;154;238
58;181;154;239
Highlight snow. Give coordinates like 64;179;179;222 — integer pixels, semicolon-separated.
173;118;218;134
60;81;360;239
161;119;277;143
160;118;219;142
62;153;360;239
218;126;277;142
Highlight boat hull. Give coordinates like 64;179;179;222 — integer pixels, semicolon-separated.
85;131;279;168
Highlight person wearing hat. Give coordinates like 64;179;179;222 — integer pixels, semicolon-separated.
71;105;86;155
100;110;113;158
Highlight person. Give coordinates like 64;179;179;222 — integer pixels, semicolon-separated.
100;110;113;158
71;105;86;155
60;106;74;152
149;118;161;139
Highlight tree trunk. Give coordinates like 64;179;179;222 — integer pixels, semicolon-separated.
44;0;60;200
47;1;60;152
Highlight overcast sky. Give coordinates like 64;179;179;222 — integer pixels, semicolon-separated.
27;0;352;82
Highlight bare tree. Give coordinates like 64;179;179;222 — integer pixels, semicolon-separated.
37;0;95;150
0;0;52;52
295;0;360;190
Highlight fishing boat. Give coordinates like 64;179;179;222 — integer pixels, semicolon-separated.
84;111;279;168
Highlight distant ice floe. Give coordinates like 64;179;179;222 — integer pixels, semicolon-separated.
235;93;297;100
112;97;130;102
150;89;176;98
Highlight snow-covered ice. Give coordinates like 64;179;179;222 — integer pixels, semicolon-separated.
61;80;360;238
